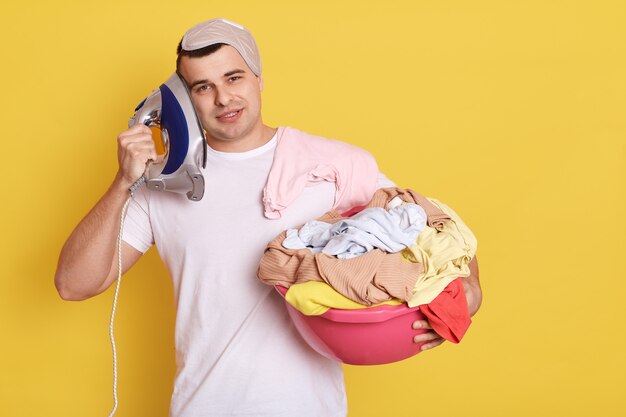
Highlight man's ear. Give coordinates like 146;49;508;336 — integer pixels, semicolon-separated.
258;76;264;92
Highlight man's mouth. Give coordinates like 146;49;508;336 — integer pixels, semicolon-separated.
217;109;242;122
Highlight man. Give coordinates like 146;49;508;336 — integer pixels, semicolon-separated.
55;18;482;417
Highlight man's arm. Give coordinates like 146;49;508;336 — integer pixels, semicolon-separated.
54;124;157;301
412;256;482;350
463;256;482;316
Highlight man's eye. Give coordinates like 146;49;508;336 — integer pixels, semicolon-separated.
196;85;210;93
229;76;241;82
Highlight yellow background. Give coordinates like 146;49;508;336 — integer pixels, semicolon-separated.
1;0;624;416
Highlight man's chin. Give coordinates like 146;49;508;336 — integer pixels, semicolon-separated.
205;126;243;142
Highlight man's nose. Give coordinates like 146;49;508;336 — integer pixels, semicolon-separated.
214;85;234;106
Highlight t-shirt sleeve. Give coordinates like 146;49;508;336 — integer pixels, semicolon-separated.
121;186;154;253
376;172;397;189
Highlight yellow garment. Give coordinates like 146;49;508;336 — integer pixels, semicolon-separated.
404;198;477;307
285;281;403;315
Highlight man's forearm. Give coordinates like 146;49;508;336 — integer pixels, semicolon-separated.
54;176;131;300
464;256;482;317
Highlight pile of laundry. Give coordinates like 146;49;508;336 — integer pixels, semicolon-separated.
257;187;477;344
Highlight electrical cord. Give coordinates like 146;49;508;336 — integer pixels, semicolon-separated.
107;188;136;417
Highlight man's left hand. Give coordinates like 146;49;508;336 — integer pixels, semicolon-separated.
412;256;482;351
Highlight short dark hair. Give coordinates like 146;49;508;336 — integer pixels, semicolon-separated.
176;41;226;72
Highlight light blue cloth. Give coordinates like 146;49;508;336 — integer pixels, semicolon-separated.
283;221;332;253
282;203;427;259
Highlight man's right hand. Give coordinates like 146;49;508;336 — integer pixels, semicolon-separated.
115;124;161;188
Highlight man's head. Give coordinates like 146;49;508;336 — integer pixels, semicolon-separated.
176;18;266;152
176;18;262;76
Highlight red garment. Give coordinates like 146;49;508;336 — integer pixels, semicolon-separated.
420;278;471;343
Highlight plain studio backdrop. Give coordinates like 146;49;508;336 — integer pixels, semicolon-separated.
0;1;624;416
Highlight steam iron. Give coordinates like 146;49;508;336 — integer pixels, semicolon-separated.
129;73;207;201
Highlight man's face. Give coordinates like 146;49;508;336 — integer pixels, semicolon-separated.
178;45;264;150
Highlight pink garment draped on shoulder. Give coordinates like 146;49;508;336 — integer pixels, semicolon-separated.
262;127;379;219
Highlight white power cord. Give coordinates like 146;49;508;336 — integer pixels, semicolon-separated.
107;194;133;417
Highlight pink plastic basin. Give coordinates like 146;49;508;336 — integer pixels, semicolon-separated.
275;286;428;365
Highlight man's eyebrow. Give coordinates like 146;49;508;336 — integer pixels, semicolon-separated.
187;69;247;89
224;69;246;77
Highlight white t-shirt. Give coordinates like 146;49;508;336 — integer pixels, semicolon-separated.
123;131;392;417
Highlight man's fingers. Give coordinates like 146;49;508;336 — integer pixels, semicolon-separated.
412;320;432;330
118;126;155;151
118;131;156;147
125;140;158;154
115;124;160;186
118;123;152;139
420;338;445;351
154;153;166;164
413;324;446;350
413;328;445;351
413;330;441;344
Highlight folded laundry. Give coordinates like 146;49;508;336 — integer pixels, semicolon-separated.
282;204;427;259
259;211;423;305
259;187;476;310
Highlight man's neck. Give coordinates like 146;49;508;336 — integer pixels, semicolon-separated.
206;124;277;153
